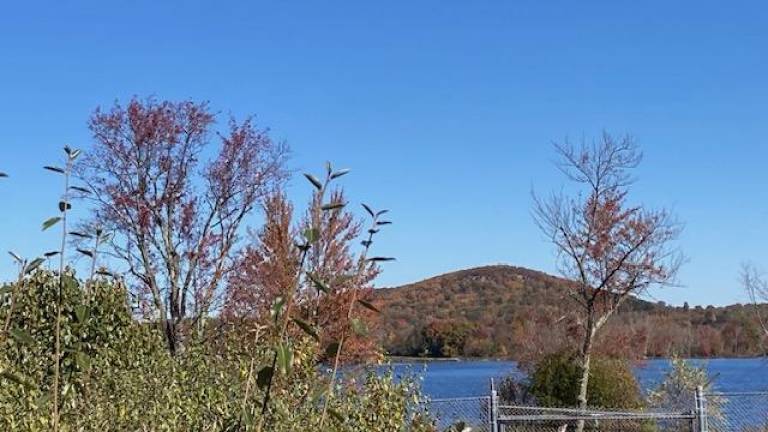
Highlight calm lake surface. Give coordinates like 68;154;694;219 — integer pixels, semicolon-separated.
385;358;768;398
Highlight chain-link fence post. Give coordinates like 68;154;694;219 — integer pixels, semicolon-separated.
490;378;498;432
695;386;709;432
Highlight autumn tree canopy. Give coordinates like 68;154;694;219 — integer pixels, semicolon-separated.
533;133;683;421
77;97;289;354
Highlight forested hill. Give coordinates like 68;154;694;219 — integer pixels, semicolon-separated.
373;265;767;359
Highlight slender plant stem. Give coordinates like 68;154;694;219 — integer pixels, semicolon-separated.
319;224;376;427
259;247;310;429
53;156;72;432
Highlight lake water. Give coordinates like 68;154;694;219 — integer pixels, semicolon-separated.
385;358;768;399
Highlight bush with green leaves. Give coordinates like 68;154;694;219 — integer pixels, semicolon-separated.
0;270;144;430
0;270;436;431
527;350;644;409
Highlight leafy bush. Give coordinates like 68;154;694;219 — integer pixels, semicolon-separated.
0;271;435;431
528;351;644;409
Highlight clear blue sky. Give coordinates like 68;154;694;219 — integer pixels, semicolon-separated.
1;1;766;306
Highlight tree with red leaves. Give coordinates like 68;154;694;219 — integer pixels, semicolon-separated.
222;168;383;361
222;192;299;325
533;133;682;426
78;97;289;354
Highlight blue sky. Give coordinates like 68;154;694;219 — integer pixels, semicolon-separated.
1;1;766;306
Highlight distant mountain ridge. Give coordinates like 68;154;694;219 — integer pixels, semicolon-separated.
372;265;767;359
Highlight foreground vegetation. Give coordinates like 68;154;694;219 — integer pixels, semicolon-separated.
0;271;434;431
0;98;435;431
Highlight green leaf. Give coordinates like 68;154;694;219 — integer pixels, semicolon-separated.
69;186;91;194
69;231;93;239
330;169;351;179
303;173;323;190
376;209;389;217
10;328;35;346
76;248;94;258
350;318;368;336
357;299;380;313
0;286;11;295
309;386;328;404
0;172;7;178
276;343;293;375
303;227;320;244
74;305;89;323
270;297;286;321
321;202;346;211
44;251;60;258
306;272;329;294
376;220;393;225
34;393;50;410
328;408;345;423
256;366;274;389
325;342;340;359
0;370;36;390
292;318;319;341
367;257;396;262
42;217;62;231
8;251;23;264
43;166;65;174
24;258;44;274
361;203;375;218
240;407;254;428
75;352;90;370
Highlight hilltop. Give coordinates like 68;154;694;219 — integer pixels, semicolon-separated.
373;265;766;360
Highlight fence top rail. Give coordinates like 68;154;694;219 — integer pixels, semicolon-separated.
498;412;697;422
430;396;491;403
498;405;694;417
704;391;768;396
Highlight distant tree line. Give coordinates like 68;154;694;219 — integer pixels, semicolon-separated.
376;266;768;361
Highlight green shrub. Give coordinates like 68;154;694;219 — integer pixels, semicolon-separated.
528;350;644;409
0;270;435;431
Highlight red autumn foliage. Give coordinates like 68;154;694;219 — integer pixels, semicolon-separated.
222;192;299;324
533;132;683;413
78;97;289;354
222;181;384;362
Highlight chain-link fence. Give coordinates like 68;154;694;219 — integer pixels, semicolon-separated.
425;388;768;432
496;405;696;431
427;396;492;431
706;392;768;432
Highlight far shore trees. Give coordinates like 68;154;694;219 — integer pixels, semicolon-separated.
77;98;289;355
533;133;683;427
740;264;768;349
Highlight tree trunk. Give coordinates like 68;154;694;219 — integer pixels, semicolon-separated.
575;321;596;432
164;318;177;356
